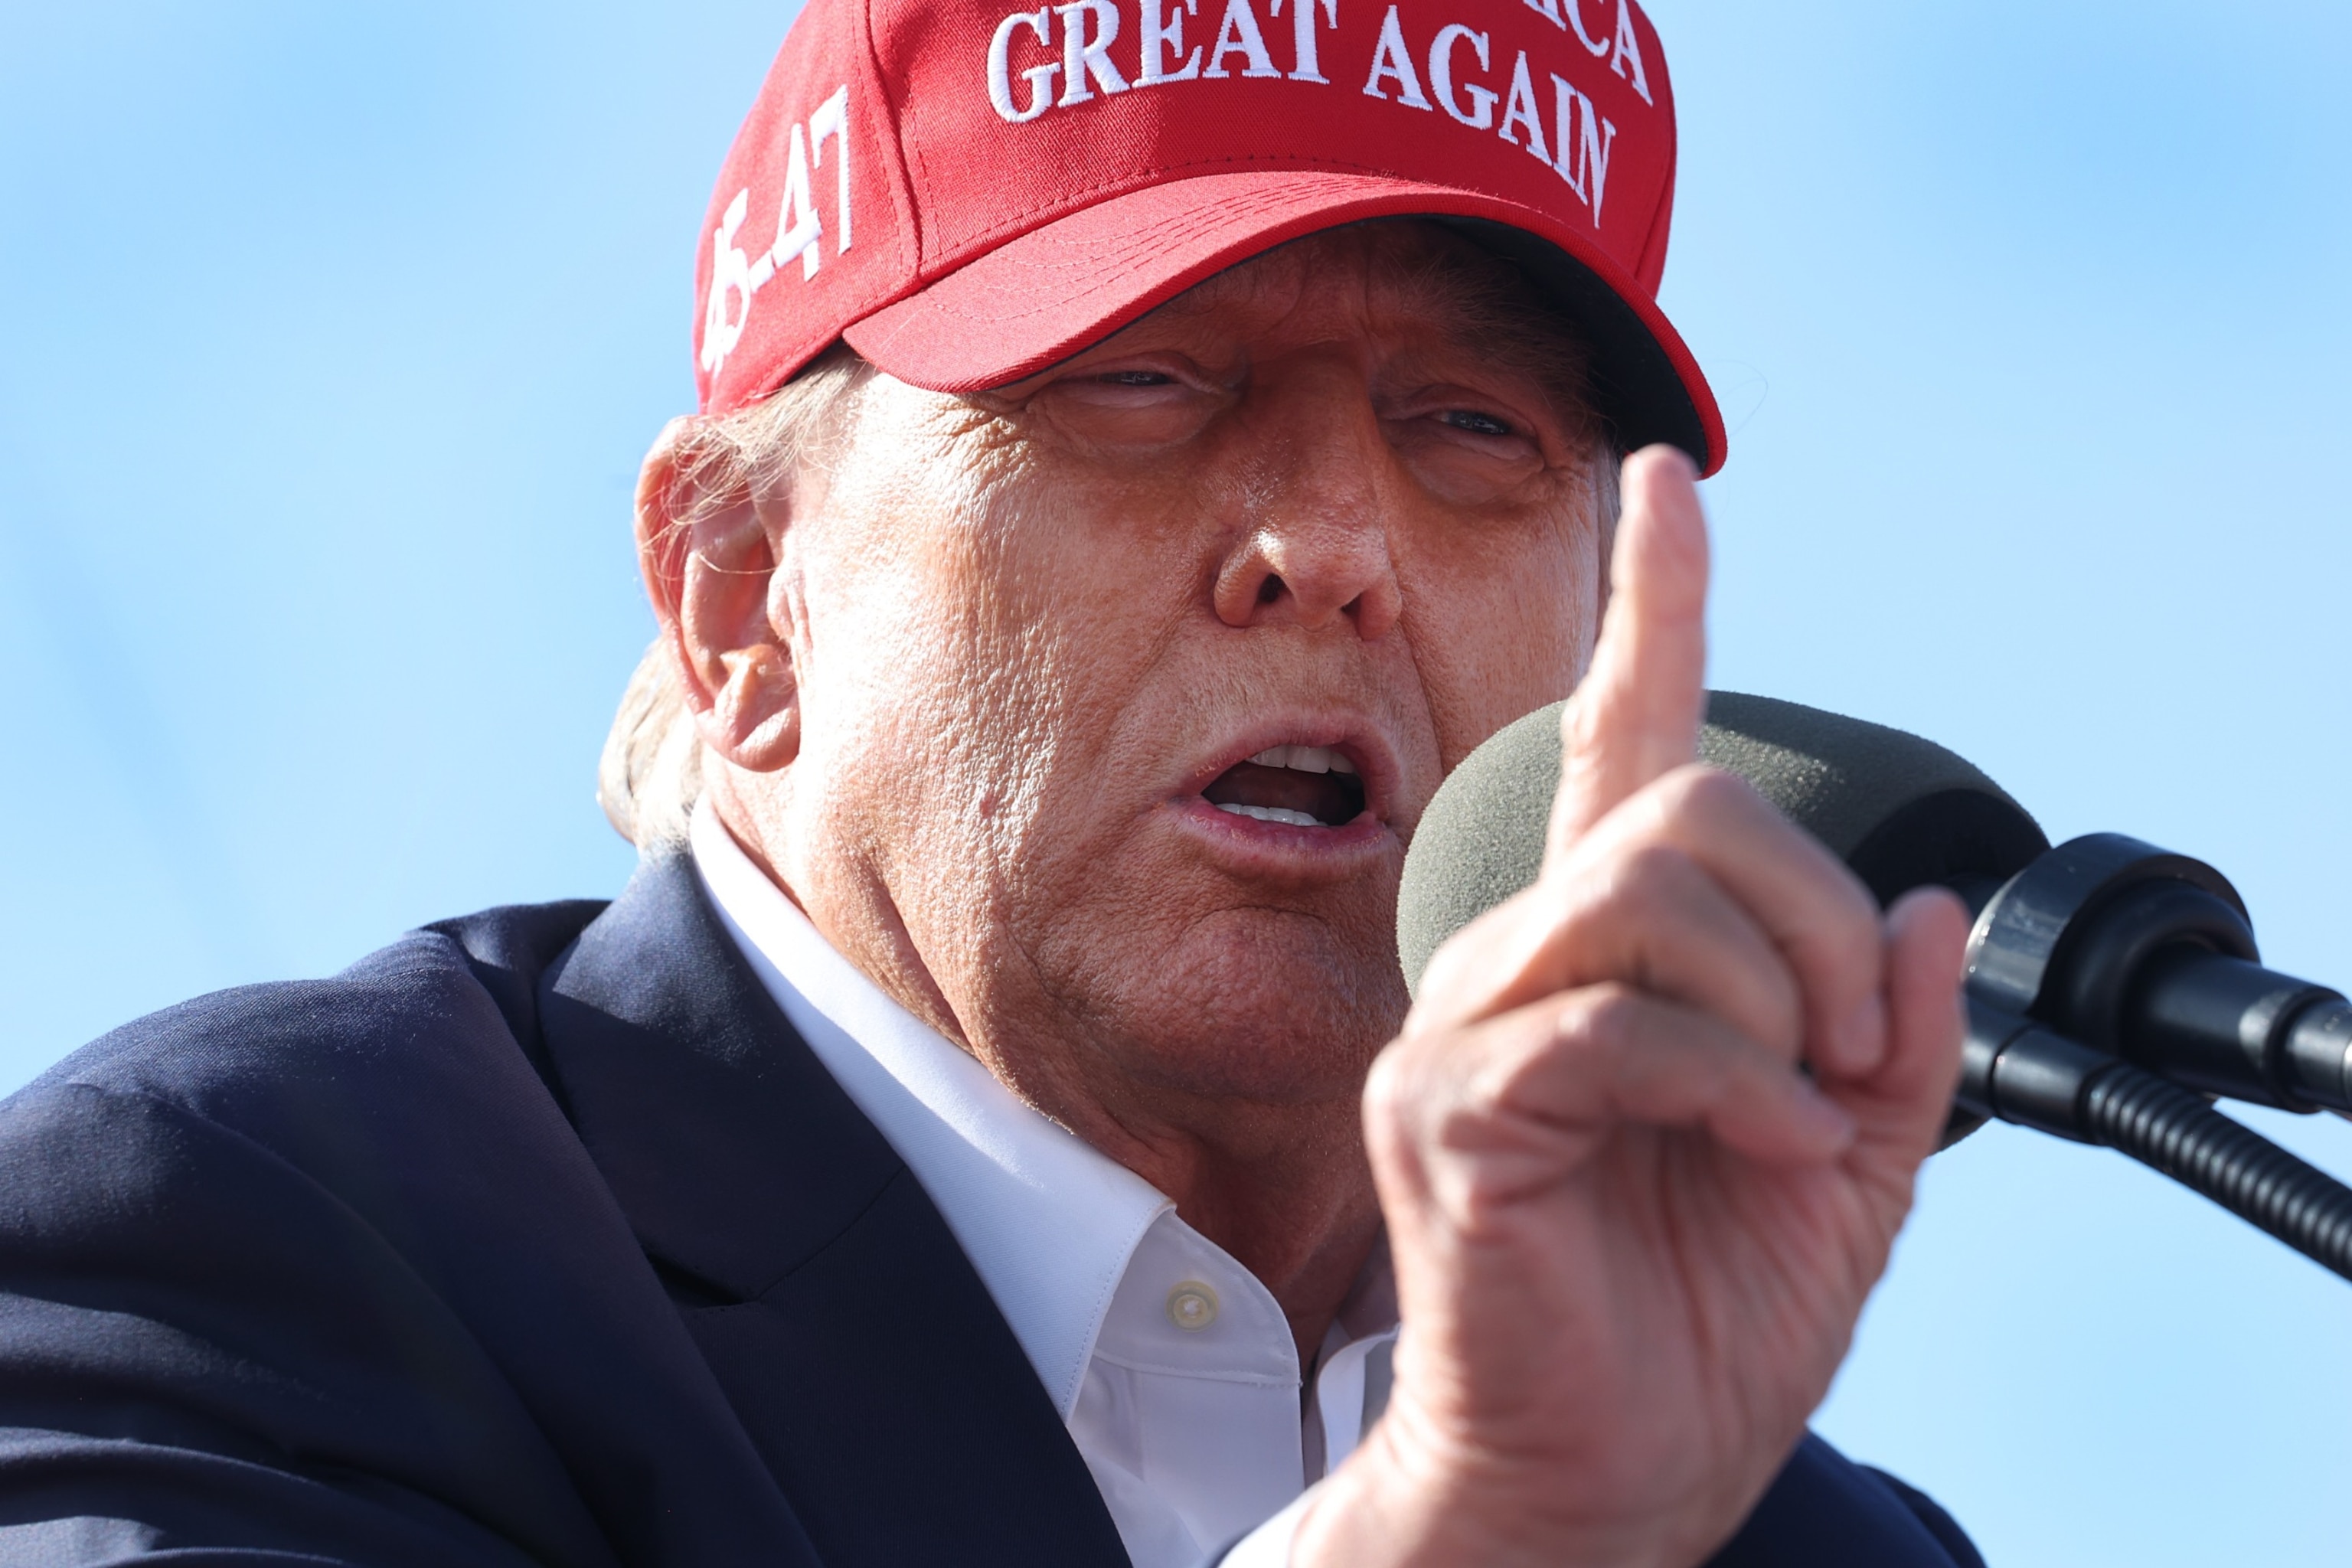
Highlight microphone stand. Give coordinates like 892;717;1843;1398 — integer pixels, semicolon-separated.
1955;833;2352;1282
1959;999;2352;1282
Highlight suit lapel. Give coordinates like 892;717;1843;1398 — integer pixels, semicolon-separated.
538;853;1131;1568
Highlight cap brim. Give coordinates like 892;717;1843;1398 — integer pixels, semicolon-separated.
842;170;1725;476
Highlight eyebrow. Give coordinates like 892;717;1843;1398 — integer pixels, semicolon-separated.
1376;253;1602;438
1106;232;1609;446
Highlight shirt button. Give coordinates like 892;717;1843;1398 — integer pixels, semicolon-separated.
1165;1281;1220;1332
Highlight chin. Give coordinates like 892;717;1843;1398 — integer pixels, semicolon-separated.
1108;908;1408;1106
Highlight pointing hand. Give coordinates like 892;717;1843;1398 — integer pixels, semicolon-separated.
1297;446;1969;1568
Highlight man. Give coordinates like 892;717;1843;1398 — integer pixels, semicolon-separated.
0;2;1981;1564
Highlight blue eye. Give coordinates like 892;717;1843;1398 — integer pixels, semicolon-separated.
1442;410;1514;437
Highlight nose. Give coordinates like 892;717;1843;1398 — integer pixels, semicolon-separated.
1210;360;1404;640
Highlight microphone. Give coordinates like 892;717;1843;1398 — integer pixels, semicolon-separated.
1399;691;2048;1147
1397;691;2048;994
1398;692;2352;1281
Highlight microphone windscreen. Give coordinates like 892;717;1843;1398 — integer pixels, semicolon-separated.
1396;691;2049;998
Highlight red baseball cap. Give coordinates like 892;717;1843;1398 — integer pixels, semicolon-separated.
694;0;1725;475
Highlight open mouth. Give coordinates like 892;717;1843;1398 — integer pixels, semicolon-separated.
1203;746;1368;829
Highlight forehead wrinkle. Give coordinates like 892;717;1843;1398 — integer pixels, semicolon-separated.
1155;233;1436;345
1142;242;1352;345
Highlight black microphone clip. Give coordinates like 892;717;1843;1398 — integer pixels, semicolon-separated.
1964;831;2352;1116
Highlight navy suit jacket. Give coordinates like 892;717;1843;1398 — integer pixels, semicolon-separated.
0;854;1983;1566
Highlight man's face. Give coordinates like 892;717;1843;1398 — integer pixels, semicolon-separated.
767;222;1607;1117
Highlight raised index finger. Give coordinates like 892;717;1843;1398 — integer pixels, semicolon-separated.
1547;445;1711;858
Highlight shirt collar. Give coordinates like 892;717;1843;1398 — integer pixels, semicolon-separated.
688;803;1173;1420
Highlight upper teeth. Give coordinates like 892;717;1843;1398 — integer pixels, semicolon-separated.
1249;745;1357;776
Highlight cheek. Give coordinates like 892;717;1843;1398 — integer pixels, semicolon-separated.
962;491;1204;857
796;450;1198;890
1400;510;1599;767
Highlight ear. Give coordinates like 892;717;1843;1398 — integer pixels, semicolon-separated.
635;417;801;773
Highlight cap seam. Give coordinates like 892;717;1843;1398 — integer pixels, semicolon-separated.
876;18;946;268
855;0;926;286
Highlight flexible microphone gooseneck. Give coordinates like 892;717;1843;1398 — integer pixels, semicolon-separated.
1959;835;2352;1278
1399;693;2352;1282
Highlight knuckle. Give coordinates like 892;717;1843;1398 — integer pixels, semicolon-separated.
1363;1034;1436;1131
1369;1029;1506;1154
1452;991;1632;1123
1563;824;1698;911
1827;900;1884;962
1562;689;1616;760
1559;982;1648;1058
1575;982;1739;1075
1658;762;1760;822
1442;1153;1558;1235
1799;874;1885;971
1610;841;1700;903
1760;967;1808;1044
1361;1040;1415;1122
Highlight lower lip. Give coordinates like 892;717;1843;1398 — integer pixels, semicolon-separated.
1166;796;1393;871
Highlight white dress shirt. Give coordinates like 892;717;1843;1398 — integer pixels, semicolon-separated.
690;805;1395;1567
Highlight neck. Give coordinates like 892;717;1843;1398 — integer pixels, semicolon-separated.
1004;1057;1385;1367
710;778;1386;1365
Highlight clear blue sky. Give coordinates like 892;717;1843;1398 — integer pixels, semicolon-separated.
3;2;2347;1562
